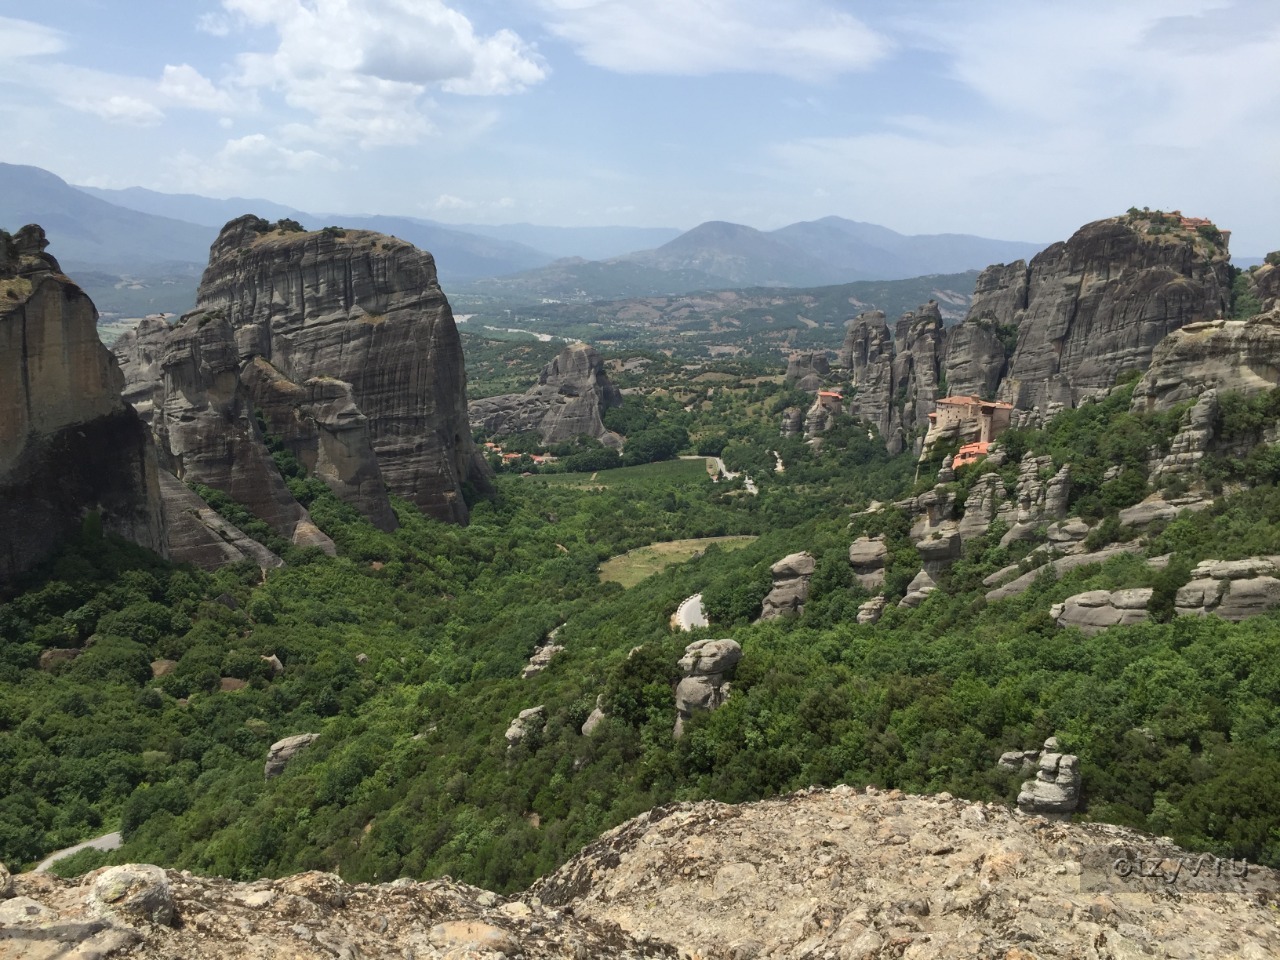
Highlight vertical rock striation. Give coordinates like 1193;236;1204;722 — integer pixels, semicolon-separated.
195;216;484;524
0;225;165;583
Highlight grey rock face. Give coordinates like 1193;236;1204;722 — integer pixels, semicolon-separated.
996;456;1070;546
522;642;564;679
778;406;805;438
1051;588;1153;634
151;313;335;555
1;225;166;585
1017;740;1082;818
242;358;397;531
992;218;1230;411
196;216;484;524
90;864;176;927
581;695;606;736
785;351;830;390
674;639;741;738
470;344;623;447
157;471;284;571
265;733;320;779
1132;314;1280;414
957;472;1006;541
759;552;816;620
848;535;888;590
1148;390;1218;484
856;595;887;624
898;568;937;608
1175;558;1280;620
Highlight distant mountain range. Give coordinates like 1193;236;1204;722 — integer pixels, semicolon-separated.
3;161;1050;309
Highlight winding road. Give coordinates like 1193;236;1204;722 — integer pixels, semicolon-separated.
32;831;121;873
673;594;709;631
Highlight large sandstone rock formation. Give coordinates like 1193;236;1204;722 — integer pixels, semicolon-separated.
469;343;623;448
0;225;166;584
841;303;943;454
195;216;484;523
1052;588;1154;634
1016;737;1082;818
149;314;335;554
759;551;816;620
971;215;1231;411
531;787;1280;959
1176;557;1280;621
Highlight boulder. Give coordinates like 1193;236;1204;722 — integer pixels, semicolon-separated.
856;596;887;625
1177;565;1280;621
264;733;320;779
581;695;606;736
674;639;741;738
848;536;888;590
1017;739;1082;818
898;569;937;608
759;552;815;620
522;642;564;679
1051;588;1153;634
89;864;176;927
505;706;546;748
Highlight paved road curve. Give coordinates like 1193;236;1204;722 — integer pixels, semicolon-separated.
32;831;122;873
673;594;709;631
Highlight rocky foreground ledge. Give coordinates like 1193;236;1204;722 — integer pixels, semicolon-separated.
5;788;1280;959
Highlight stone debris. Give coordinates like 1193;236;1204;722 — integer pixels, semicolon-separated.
529;787;1280;960
264;733;320;780
2;865;673;960
674;639;741;739
759;552;815;620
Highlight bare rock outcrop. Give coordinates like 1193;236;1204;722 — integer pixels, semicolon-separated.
988;215;1231;411
190;216;485;524
759;551;816;620
242;358;397;531
264;733;319;779
673;638;741;738
856;595;887;624
531;786;1280;959
150;313;335;555
996;456;1070;546
1131;313;1280;413
469;343;623;448
784;350;830;393
1051;588;1154;634
848;535;887;590
1176;557;1280;621
1;225;166;584
1017;738;1082;818
3;865;672;960
505;706;546;748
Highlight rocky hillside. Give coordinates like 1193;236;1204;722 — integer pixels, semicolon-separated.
0;225;165;585
8;787;1279;959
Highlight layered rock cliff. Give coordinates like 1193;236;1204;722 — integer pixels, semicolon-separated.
841;303;943;454
469;343;623;447
0;225;165;584
956;213;1232;411
116;216;486;533
197;215;483;524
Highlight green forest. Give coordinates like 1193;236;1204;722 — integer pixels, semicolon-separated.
4;370;1280;892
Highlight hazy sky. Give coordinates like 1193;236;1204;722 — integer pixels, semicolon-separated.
2;0;1277;253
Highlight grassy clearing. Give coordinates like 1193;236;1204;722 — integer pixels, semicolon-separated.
528;457;712;488
599;535;757;588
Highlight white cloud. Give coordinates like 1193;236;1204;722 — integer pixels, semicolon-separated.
66;94;165;127
537;0;889;80
434;194;475;210
159;64;238;111
0;17;65;60
219;133;343;173
215;0;546;146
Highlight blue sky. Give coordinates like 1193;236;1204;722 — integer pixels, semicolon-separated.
1;0;1277;253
